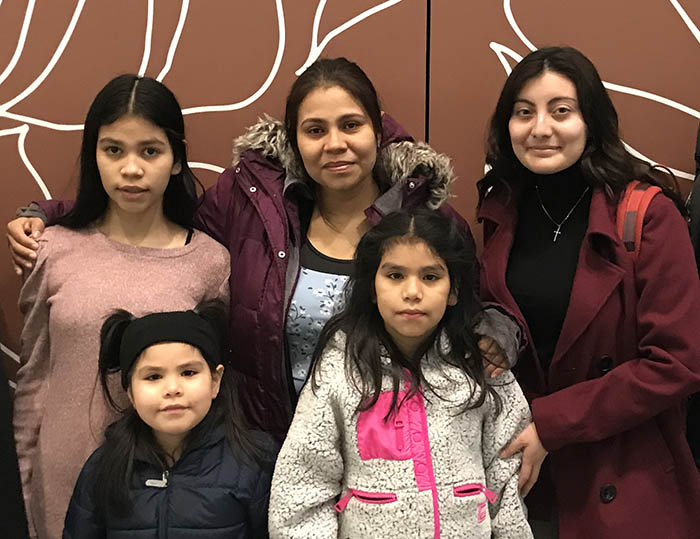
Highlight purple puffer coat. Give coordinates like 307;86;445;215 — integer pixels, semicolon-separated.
192;115;472;436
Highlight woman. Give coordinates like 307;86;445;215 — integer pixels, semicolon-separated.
479;46;700;538
13;75;230;538
9;58;518;438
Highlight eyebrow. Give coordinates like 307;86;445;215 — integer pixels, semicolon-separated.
513;97;578;106
299;113;366;126
97;137;167;146
135;359;205;375
379;263;447;273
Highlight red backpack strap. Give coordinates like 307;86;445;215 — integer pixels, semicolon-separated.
616;180;662;261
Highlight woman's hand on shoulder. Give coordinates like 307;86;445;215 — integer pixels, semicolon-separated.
479;336;509;378
7;217;44;274
500;422;548;496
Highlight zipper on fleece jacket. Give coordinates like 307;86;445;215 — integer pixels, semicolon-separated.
452;483;498;503
334;489;398;513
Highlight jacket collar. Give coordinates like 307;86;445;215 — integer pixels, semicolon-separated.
231;114;455;211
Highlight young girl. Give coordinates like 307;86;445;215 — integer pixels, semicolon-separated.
63;301;273;538
13;75;230;538
269;209;533;539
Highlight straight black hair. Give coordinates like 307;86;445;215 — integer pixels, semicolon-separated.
312;209;501;418
94;300;261;517
57;74;201;229
481;46;685;213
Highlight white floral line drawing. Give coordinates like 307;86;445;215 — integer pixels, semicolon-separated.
498;0;699;181
182;0;286;114
0;125;51;198
137;0;155;76
0;0;85;130
156;0;189;81
0;0;35;87
670;0;700;45
295;0;404;76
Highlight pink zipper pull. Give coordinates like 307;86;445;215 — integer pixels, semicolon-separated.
394;419;404;451
335;490;354;513
481;485;498;504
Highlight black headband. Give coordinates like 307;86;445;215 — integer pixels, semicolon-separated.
118;310;220;389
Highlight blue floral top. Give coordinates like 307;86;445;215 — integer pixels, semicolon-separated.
286;241;352;394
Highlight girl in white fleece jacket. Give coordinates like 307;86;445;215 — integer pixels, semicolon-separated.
269;209;533;539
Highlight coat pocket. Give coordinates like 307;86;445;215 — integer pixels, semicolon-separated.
357;391;411;461
452;483;497;524
335;489;398;513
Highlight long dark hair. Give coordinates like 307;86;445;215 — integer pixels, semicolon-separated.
57;74;201;229
312;209;500;418
481;46;685;213
284;57;388;190
93;300;259;516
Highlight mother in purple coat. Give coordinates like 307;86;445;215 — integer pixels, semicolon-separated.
9;58;517;438
479;47;700;538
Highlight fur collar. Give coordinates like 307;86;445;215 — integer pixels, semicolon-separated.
231;115;454;209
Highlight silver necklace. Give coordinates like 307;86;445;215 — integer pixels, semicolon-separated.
535;185;590;242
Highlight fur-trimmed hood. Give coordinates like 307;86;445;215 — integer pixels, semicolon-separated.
231;114;455;209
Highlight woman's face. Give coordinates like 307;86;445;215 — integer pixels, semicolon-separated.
508;71;587;175
296;85;378;195
96;114;181;217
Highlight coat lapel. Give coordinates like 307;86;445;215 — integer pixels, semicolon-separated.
551;190;625;363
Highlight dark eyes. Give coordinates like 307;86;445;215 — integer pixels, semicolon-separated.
385;272;440;281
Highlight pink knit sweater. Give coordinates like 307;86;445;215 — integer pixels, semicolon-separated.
14;225;230;539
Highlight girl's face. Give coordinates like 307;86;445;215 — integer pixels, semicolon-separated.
508;71;587;174
374;240;457;358
96;114;181;217
128;342;223;454
296;85;379;196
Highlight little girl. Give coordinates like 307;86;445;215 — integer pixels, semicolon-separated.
269;209;533;538
63;301;274;538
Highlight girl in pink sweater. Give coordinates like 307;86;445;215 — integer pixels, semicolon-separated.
13;75;229;539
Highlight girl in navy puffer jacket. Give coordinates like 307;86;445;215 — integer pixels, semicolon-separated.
63;301;275;538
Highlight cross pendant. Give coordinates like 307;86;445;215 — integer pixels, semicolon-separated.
552;226;562;242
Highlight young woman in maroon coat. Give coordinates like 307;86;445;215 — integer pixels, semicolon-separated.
479;46;700;538
7;59;517;439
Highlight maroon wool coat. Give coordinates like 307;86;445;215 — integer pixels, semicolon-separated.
479;183;700;539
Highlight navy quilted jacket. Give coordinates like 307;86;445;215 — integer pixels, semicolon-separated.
63;427;273;538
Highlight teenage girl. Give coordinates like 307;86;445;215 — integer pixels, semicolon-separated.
63;301;273;538
13;74;230;538
269;209;533;539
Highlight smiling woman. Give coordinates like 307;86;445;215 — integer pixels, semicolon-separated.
478;46;700;539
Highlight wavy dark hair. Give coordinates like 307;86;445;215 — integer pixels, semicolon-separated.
57;74;201;229
93;300;262;517
284;57;389;190
312;209;500;418
481;46;684;213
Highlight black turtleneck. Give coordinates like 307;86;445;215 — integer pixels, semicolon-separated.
506;164;592;375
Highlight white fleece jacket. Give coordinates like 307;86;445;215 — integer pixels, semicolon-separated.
269;331;533;539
